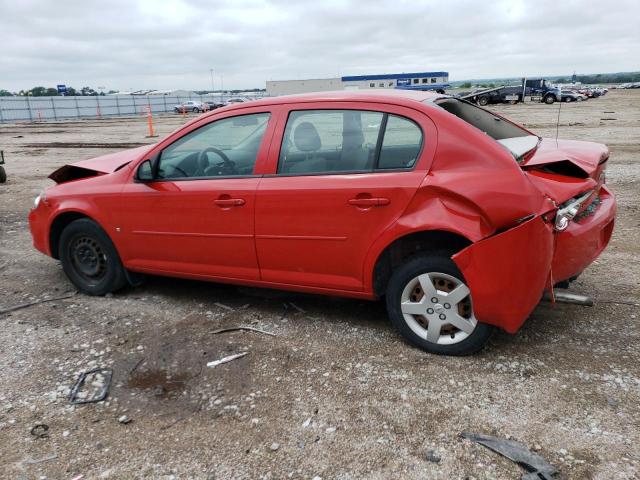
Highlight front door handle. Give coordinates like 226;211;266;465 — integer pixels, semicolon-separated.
214;198;245;207
348;197;390;207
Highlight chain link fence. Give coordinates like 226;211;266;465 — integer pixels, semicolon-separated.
0;94;268;123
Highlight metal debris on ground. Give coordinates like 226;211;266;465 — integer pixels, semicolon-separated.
69;367;113;404
544;291;594;306
23;453;58;465
206;352;249;368
288;302;306;313
460;432;557;479
210;326;276;337
425;450;441;463
214;302;234;311
0;291;77;315
30;423;50;438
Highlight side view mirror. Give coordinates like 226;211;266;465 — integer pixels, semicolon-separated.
136;159;155;182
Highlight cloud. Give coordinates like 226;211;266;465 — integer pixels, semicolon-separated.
0;0;638;91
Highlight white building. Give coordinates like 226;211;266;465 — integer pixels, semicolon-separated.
266;71;449;96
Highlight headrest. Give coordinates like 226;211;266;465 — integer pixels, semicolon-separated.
294;122;321;152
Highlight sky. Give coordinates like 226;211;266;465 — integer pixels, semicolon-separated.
1;0;639;92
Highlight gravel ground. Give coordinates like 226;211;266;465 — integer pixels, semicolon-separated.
0;90;638;479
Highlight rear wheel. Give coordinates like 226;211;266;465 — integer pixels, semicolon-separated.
192;107;199;113
477;96;489;106
544;95;555;104
563;96;572;102
0;166;6;183
385;254;493;355
59;218;127;295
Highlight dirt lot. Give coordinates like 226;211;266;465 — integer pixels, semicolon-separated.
0;91;638;479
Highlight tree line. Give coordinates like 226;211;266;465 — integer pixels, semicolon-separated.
0;86;118;97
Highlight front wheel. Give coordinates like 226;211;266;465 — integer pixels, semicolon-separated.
477;96;489;106
385;254;493;355
0;166;6;183
544;95;555;104
59;218;127;295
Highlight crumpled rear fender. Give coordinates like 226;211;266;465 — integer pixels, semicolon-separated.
452;216;554;333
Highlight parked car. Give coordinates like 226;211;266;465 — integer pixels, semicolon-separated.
173;101;205;113
29;91;616;355
204;100;224;111
459;86;522;105
224;97;249;106
561;90;587;102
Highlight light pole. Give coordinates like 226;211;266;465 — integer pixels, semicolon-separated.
209;69;215;93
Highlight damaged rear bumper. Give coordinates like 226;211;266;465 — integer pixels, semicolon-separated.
551;186;616;283
452;186;615;334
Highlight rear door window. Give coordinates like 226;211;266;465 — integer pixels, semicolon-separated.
277;110;423;175
278;110;383;174
377;115;423;169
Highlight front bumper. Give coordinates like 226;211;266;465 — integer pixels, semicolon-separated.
452;186;616;334
28;204;52;256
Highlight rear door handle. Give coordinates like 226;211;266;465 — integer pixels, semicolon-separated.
214;198;245;207
348;197;390;207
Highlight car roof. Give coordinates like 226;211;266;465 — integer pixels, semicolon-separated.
215;89;443;112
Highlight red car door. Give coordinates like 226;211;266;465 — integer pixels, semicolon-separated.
255;103;435;292
117;110;275;281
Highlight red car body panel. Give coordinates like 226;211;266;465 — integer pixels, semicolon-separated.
452;217;554;333
28;90;617;334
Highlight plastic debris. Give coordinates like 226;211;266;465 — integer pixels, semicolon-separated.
460;432;557;479
207;352;249;368
118;415;132;424
69;367;113;404
30;424;50;438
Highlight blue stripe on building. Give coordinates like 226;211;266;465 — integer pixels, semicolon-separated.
341;72;448;81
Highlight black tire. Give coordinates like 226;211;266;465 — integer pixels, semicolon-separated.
174;108;180;113
0;166;6;183
544;95;555;104
563;96;572;103
385;254;493;356
59;218;127;295
477;96;489;106
192;107;199;113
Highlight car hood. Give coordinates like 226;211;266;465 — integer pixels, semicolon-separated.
49;144;155;183
521;138;608;203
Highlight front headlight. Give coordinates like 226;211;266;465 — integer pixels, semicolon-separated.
554;191;592;231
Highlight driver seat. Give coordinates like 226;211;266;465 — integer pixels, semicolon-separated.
288;122;326;173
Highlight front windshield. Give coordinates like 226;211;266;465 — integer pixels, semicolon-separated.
432;98;538;161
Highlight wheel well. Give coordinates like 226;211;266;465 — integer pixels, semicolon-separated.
49;212;91;259
372;230;471;297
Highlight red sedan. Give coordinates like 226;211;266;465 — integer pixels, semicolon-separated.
29;91;615;355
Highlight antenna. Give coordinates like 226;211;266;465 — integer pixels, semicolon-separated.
555;85;562;142
555;96;562;142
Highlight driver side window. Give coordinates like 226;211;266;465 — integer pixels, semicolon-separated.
157;112;270;179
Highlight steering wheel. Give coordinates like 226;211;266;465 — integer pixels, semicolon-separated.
197;147;236;176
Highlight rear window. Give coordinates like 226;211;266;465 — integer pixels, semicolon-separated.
433;98;539;162
433;98;530;140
